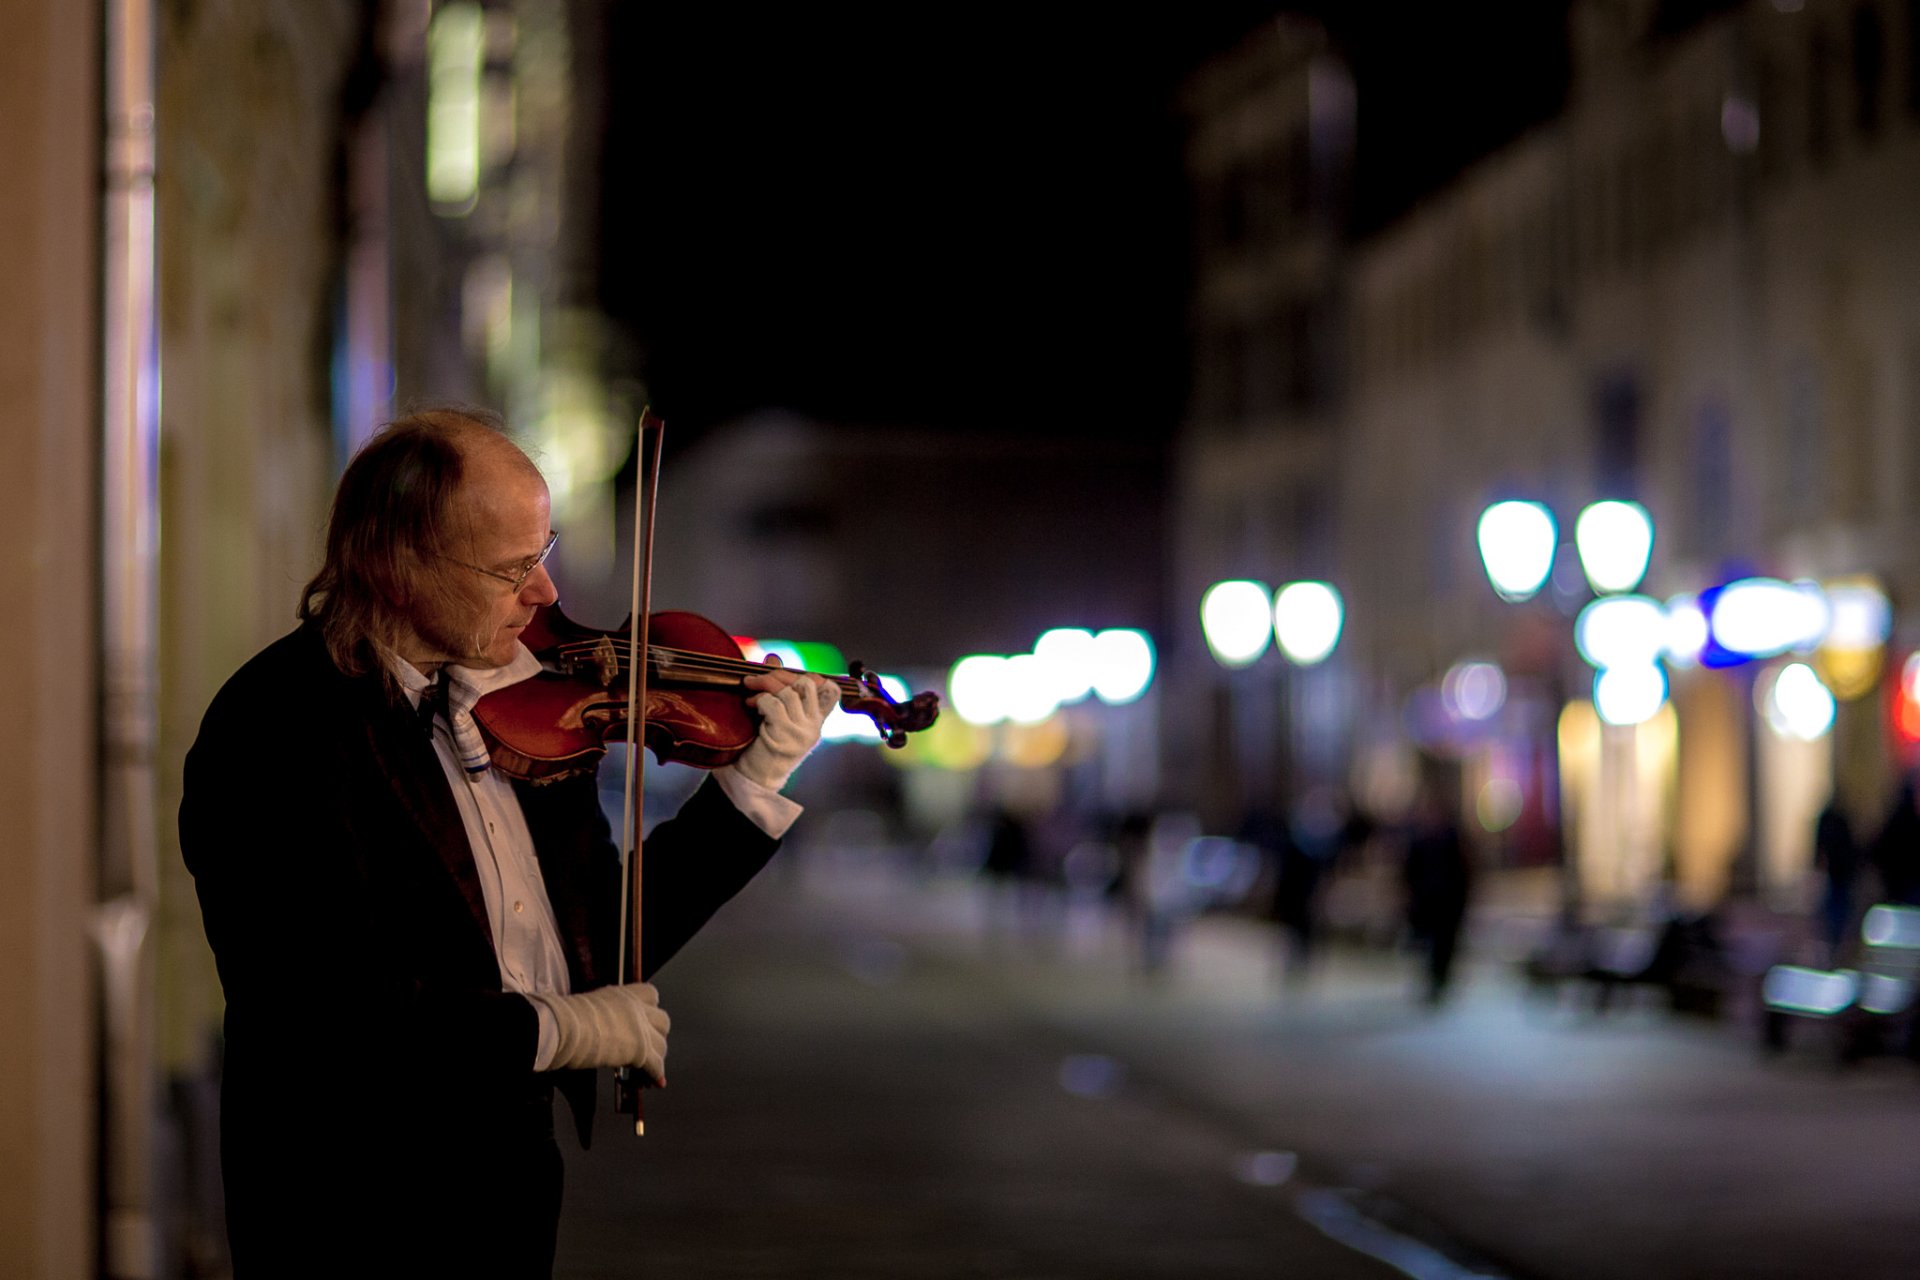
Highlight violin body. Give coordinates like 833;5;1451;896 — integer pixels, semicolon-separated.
474;606;758;780
471;602;939;782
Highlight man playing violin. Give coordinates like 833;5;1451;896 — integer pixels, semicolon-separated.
180;408;840;1277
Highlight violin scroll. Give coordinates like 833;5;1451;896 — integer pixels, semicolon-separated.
843;660;941;748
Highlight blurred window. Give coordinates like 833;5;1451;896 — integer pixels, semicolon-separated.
1688;398;1734;558
1755;54;1789;185
1854;3;1886;138
1785;361;1824;525
1593;370;1642;498
1808;27;1832;168
1907;0;1920;119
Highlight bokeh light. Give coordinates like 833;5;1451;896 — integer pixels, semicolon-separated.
1201;580;1273;667
1272;581;1343;665
1762;662;1836;741
1575;595;1666;670
1001;717;1071;768
1662;594;1708;667
1477;501;1557;602
1090;629;1155;704
1817;578;1891;700
1442;661;1506;721
1594;662;1667;726
1710;578;1830;659
1574;500;1654;595
948;654;1010;725
1001;653;1061;724
1476;777;1523;832
1896;652;1920;746
1034;628;1098;704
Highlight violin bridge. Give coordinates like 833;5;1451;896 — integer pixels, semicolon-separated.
588;636;620;687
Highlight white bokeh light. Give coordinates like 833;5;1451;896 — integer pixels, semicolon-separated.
1034;627;1097;704
1594;662;1668;726
1201;580;1273;667
1575;595;1667;670
1663;594;1709;667
1710;578;1830;658
1575;500;1654;595
948;654;1010;725
1442;661;1507;721
1764;662;1837;741
1477;501;1558;602
1273;582;1344;666
1091;629;1155;705
1001;653;1061;724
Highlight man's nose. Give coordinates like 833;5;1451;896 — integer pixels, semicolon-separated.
522;563;560;606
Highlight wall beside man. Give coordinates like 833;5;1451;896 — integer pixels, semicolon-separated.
0;3;102;1278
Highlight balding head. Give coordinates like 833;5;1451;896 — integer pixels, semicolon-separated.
299;408;550;678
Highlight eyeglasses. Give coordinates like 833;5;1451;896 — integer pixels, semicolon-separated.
443;531;558;593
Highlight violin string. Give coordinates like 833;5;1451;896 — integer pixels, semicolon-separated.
545;640;880;694
545;645;879;698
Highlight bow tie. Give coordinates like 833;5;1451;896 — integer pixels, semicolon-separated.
417;674;452;733
418;675;492;778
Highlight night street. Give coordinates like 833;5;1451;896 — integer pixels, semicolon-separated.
555;853;1920;1279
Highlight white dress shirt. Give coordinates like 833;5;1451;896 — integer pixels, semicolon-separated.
390;644;802;1069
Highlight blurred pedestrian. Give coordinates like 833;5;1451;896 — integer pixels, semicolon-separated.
1404;779;1473;1005
1813;794;1860;960
981;801;1040;932
1247;790;1343;984
1870;778;1920;906
1115;809;1195;976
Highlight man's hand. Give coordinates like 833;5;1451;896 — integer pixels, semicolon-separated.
732;656;840;792
529;983;670;1084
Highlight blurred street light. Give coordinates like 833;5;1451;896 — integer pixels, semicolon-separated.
1034;627;1097;704
1761;662;1837;741
1272;581;1343;666
1574;500;1654;595
949;654;1011;725
1663;593;1709;667
1575;594;1666;670
1594;662;1668;726
1476;501;1557;602
1090;629;1155;705
1709;577;1829;660
1201;579;1273;667
1002;653;1062;724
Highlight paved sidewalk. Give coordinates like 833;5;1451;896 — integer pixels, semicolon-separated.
807;854;1920;1280
558;851;1920;1279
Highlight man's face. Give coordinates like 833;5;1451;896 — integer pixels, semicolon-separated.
398;447;559;671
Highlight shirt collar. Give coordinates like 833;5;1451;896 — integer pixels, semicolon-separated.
385;642;542;708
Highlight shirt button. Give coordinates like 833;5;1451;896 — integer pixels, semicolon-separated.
514;900;525;914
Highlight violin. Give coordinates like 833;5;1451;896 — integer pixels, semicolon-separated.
471;602;941;782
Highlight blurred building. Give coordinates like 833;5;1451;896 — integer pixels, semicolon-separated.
4;0;626;1273
1177;0;1920;914
648;410;1170;833
1170;17;1355;830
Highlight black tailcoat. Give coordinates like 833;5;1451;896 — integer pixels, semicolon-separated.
180;625;780;1276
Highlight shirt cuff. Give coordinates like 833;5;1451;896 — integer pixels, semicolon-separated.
714;765;804;840
530;997;559;1072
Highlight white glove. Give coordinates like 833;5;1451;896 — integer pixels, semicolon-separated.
527;983;670;1084
732;670;840;792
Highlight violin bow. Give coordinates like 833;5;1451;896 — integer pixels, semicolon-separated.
615;408;665;1134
